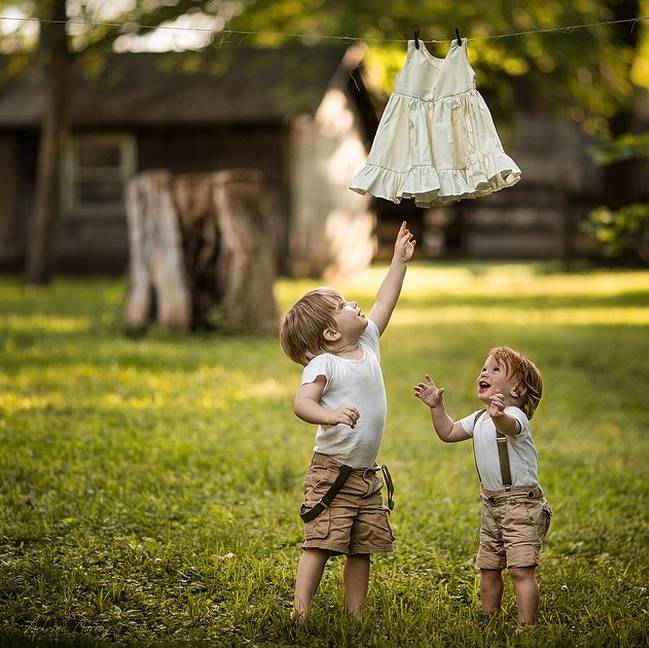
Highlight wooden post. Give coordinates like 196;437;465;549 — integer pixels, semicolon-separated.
559;182;575;272
124;170;191;331
213;169;279;335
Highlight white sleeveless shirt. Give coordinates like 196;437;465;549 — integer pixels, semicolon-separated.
350;38;521;207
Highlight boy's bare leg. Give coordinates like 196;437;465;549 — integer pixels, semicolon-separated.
293;548;331;619
343;554;370;621
509;566;539;627
480;568;504;614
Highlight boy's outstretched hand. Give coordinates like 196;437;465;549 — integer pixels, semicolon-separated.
414;374;446;408
487;392;506;418
394;221;416;263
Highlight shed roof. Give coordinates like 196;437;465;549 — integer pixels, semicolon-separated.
0;44;365;128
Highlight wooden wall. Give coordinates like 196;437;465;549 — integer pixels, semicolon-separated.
5;125;290;274
289;85;375;278
375;114;604;261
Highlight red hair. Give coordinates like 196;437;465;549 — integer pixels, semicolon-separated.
489;346;543;419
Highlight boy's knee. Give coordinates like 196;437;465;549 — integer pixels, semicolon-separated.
509;566;535;582
480;568;503;581
303;547;332;562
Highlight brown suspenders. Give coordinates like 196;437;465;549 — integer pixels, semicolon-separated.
300;463;395;523
300;464;354;522
471;409;513;489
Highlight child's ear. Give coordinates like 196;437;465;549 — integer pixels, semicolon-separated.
323;328;342;343
510;383;524;400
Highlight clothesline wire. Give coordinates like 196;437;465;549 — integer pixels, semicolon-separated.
0;14;648;43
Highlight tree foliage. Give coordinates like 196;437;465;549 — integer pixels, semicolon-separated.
0;0;647;136
587;131;649;263
227;0;648;136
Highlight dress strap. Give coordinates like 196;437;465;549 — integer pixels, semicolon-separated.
446;37;475;87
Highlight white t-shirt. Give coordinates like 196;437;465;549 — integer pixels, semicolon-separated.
460;406;539;490
300;319;386;468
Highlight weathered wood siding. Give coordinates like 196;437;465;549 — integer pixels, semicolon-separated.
289;86;375;278
5;125;290;273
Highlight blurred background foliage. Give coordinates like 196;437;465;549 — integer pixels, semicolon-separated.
587;131;649;262
0;0;647;137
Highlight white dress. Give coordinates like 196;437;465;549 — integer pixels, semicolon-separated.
349;38;521;207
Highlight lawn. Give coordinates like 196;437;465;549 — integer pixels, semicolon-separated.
0;263;648;647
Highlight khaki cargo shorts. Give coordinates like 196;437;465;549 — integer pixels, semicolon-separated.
477;485;552;570
300;453;395;555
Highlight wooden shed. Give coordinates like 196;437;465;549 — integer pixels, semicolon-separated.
0;44;378;277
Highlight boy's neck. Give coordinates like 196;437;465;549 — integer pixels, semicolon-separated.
327;337;363;359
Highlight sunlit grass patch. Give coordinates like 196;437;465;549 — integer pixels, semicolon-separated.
0;263;648;646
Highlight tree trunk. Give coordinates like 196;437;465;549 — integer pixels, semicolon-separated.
25;0;70;284
213;170;279;335
124;170;192;331
173;174;221;329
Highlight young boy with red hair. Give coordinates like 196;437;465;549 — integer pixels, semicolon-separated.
414;347;552;631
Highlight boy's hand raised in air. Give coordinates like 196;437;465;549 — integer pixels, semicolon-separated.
393;220;416;263
328;405;360;428
414;374;446;408
487;392;506;418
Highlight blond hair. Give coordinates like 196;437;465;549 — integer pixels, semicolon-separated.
280;288;342;365
489;346;543;419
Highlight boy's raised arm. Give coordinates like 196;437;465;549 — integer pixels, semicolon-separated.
368;221;416;336
414;374;471;443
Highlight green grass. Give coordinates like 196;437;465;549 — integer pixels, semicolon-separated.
0;262;648;647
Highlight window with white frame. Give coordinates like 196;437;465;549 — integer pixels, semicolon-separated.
63;134;136;216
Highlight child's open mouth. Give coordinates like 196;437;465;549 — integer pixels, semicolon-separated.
478;380;490;391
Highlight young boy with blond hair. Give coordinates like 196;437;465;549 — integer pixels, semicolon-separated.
280;222;415;621
414;347;552;631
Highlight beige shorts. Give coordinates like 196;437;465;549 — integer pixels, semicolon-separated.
476;485;552;570
300;453;395;556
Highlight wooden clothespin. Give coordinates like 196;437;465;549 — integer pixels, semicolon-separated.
413;29;420;49
455;27;462;46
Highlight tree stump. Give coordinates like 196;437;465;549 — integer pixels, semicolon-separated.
213;169;279;335
125;170;191;331
172;174;221;330
124;168;278;334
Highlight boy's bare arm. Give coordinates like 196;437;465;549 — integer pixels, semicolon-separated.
368;221;416;335
414;375;470;443
293;376;360;428
487;392;521;436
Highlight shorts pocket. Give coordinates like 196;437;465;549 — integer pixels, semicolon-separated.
541;501;553;534
385;516;396;543
301;505;330;540
520;501;538;524
304;466;335;497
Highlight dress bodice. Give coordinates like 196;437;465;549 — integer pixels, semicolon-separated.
394;39;475;101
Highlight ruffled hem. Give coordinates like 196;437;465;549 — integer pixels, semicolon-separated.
349;151;521;207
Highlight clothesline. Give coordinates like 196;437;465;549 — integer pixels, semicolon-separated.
0;14;648;43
